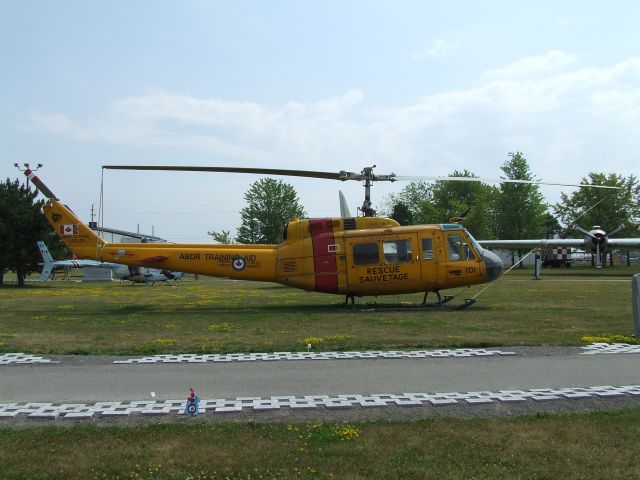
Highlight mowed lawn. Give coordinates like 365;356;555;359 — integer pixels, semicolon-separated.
0;267;638;355
1;409;640;479
2;269;640;480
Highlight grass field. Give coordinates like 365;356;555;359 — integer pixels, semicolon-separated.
1;267;638;355
2;268;639;479
1;408;640;479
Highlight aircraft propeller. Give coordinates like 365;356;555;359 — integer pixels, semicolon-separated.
102;165;620;218
573;224;626;268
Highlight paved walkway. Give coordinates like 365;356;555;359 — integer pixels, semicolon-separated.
2;347;640;404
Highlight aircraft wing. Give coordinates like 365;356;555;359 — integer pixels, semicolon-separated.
479;237;640;249
478;239;584;249
607;238;640;248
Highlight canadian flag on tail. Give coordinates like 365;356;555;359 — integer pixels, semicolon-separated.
59;224;79;236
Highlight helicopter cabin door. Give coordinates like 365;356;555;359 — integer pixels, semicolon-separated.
443;230;483;287
346;233;421;295
418;231;439;290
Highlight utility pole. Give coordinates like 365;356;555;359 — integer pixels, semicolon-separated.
89;204;98;229
633;274;640;337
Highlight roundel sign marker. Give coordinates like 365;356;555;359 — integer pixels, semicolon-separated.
232;256;246;272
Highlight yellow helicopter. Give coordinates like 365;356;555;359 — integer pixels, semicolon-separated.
26;165;606;308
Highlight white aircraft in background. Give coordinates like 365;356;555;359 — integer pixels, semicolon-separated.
38;241;183;284
121;265;184;285
479;224;640;268
37;241;123;280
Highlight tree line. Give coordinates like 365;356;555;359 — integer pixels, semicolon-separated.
212;153;639;245
382;152;640;241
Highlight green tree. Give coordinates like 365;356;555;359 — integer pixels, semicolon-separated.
495;152;547;239
383;172;499;238
390;201;413;226
430;170;500;239
542;212;563;239
207;229;234;244
236;178;306;244
0;178;57;286
383;181;438;225
553;173;640;235
494;152;548;265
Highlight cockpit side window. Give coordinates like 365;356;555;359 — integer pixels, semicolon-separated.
447;234;462;261
447;233;476;261
464;228;484;257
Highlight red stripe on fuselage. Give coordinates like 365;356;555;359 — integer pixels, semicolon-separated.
309;218;338;293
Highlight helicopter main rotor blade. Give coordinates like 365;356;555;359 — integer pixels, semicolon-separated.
102;165;399;182
394;176;621;190
102;165;349;180
102;166;617;190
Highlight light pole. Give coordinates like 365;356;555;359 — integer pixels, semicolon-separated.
13;162;43;189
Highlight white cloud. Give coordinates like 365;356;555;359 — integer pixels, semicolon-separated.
553;13;573;27
22;53;640;241
411;38;456;60
483;50;576;79
27;55;640;184
29;112;74;135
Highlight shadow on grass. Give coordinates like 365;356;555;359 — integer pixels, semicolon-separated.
109;305;157;314
0;283;50;289
137;301;494;316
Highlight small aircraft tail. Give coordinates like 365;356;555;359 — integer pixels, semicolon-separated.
37;241;54;264
339;190;352;218
25;169;106;259
37;240;54;281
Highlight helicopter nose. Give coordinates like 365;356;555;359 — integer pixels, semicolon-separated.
483;249;503;283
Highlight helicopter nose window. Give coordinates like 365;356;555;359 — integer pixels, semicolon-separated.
383;239;413;264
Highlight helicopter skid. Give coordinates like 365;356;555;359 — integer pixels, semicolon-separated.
340;297;477;311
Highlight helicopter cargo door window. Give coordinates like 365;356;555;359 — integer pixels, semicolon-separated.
383;239;413;264
419;234;438;289
353;242;379;265
422;238;434;260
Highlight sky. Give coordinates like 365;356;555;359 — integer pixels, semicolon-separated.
2;1;639;242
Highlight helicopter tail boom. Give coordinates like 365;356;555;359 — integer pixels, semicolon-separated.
26;167;108;261
27;171;282;282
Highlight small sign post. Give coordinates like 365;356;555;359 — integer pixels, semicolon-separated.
633;274;640;337
534;253;542;280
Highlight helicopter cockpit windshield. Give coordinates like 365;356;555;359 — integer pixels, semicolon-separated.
464;229;485;257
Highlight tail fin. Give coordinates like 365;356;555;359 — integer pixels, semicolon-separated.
37;241;54;264
37;241;54;281
40;264;53;281
339;190;352;218
26;169;106;260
